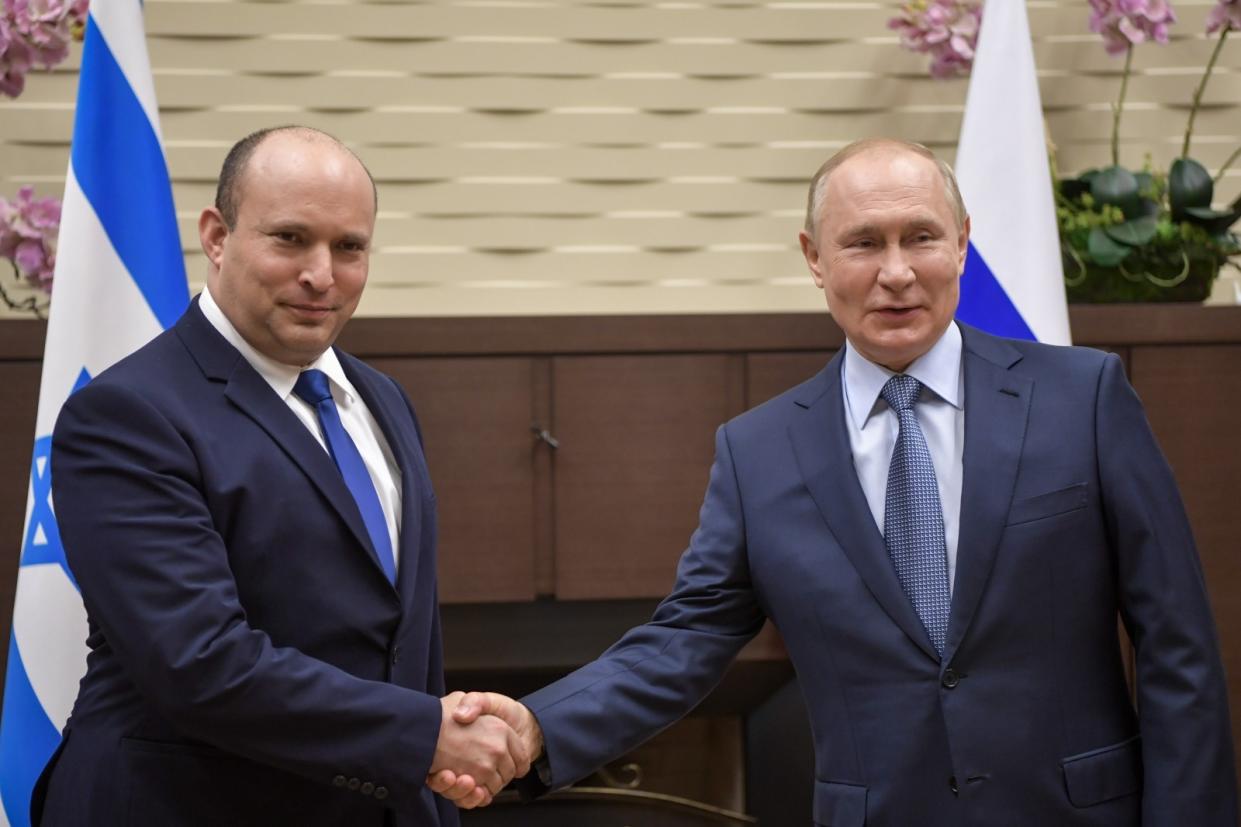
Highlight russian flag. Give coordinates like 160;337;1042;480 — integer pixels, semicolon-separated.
0;2;188;823
954;0;1071;345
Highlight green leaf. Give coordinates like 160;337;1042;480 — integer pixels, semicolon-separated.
1169;157;1214;218
1088;227;1133;267
1184;204;1241;235
1090;166;1141;217
1059;177;1091;200
1128;197;1161;220
1104;216;1159;246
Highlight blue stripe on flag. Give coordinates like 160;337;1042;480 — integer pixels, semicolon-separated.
0;637;61;827
956;242;1037;341
71;18;186;330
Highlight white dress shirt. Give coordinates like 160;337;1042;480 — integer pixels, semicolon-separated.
199;286;402;571
841;322;964;593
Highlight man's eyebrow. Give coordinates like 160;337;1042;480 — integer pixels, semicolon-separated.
259;220;309;233
834;215;948;238
835;222;879;238
905;213;949;230
339;231;371;247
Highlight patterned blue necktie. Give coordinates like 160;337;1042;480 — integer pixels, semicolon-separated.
881;374;951;655
293;369;397;585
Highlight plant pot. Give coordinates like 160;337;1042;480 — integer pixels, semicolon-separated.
1063;246;1220;303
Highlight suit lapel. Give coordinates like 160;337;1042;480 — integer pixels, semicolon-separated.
175;302;392;588
943;326;1031;661
339;354;425;598
788;355;940;661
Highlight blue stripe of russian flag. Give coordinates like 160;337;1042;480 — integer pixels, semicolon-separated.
956;242;1037;342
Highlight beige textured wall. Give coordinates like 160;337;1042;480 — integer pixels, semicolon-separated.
2;0;1239;316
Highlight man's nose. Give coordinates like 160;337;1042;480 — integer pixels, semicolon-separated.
298;245;333;290
877;244;915;288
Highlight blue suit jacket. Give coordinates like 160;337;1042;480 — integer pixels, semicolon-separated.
35;300;459;827
523;324;1237;826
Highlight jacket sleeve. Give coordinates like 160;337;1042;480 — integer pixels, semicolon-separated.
1095;352;1238;825
52;379;443;812
520;423;767;792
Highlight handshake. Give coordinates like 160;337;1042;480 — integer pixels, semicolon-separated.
427;691;544;809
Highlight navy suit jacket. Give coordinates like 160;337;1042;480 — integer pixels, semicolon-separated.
34;300;459;827
522;324;1237;826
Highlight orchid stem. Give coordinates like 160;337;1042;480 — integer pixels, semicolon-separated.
1215;144;1241;185
1112;45;1133;167
1183;28;1229;158
1;262;49;319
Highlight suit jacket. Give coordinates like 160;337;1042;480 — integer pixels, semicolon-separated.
34;299;459;827
521;324;1237;826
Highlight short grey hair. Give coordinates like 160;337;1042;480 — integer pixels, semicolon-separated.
802;138;967;239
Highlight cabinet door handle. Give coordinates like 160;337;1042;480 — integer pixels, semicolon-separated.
531;424;560;449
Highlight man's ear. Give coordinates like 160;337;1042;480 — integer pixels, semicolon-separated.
199;207;229;267
957;215;971;274
799;230;825;289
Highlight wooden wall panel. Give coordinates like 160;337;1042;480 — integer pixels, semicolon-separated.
746;352;833;409
552;354;743;599
11;70;1241;119
369;356;540;603
1128;344;1241;787
0;362;40;682
0;308;1238;781
3;0;1239;317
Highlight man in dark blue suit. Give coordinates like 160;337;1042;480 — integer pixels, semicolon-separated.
440;138;1237;825
33;126;528;826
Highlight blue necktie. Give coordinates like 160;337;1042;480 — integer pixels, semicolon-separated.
293;369;397;585
881;374;951;655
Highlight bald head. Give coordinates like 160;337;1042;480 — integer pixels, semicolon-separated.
214;125;377;230
803;138;967;240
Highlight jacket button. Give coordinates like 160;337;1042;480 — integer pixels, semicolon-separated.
374;786;389;800
391;645;401;665
361;782;375;796
347;777;361;791
942;668;960;689
332;775;347;788
949;776;959;795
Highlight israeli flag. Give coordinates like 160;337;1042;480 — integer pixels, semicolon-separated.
0;1;188;822
954;0;1071;345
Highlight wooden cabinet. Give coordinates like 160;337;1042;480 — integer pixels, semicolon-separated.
376;350;835;604
1;307;1239;742
371;356;542;603
552;354;743;599
746;352;834;408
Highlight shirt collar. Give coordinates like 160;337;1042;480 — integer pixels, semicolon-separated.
198;285;356;405
842;321;963;431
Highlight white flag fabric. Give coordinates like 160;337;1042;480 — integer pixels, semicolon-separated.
0;2;188;823
954;0;1071;345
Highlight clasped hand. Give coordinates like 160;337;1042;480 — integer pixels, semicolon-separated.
428;691;544;809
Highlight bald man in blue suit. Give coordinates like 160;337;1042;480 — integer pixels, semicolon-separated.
439;139;1237;826
34;126;527;826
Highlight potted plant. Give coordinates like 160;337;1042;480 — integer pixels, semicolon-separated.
1055;0;1241;302
890;0;1240;302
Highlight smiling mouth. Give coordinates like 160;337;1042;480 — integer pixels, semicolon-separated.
285;303;335;318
